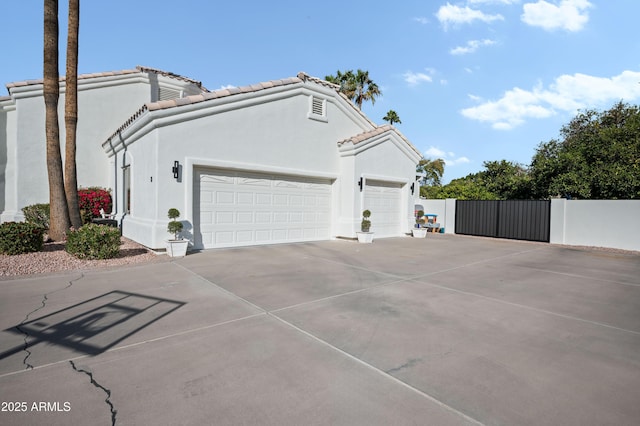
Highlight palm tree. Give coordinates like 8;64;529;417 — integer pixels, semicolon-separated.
325;69;381;110
44;0;70;240
383;110;401;125
325;70;356;101
352;69;381;110
65;0;82;229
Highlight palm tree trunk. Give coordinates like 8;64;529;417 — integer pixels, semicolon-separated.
44;0;70;240
64;0;82;229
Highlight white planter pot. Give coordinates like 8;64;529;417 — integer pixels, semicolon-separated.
166;239;189;257
412;228;428;238
356;232;374;243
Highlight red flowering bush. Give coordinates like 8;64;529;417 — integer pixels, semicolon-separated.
78;187;112;219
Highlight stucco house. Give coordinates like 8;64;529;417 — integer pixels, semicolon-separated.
1;66;421;250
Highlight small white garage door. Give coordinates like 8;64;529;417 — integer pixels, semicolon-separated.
363;180;403;238
195;168;333;249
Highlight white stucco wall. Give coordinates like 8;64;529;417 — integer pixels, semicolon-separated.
0;99;17;221
113;83;380;248
1;71;203;222
550;199;640;252
416;198;456;234
339;132;421;237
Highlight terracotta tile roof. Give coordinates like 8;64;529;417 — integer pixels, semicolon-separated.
107;105;149;141
104;72;380;149
4;66;206;92
5;68;139;90
338;124;395;145
338;124;421;156
145;76;304;111
296;72;340;90
135;66;207;91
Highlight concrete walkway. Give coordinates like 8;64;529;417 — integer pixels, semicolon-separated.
1;234;639;425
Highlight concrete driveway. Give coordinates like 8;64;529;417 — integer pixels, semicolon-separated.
1;234;639;425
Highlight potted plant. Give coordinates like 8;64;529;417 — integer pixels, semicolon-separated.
356;209;374;243
166;208;189;257
412;210;427;238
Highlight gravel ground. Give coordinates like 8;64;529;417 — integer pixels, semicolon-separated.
0;237;169;279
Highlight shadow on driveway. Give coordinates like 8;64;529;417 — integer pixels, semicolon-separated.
1;291;185;362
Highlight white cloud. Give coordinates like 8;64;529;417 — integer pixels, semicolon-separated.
425;146;446;157
218;84;235;90
450;39;496;55
404;69;434;86
425;147;471;165
469;0;519;4
436;3;504;29
461;70;640;129
413;16;429;24
521;0;592;32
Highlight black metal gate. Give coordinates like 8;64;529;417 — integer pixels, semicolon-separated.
455;200;551;242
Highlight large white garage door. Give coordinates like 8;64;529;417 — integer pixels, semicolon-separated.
363;180;403;238
195;168;333;249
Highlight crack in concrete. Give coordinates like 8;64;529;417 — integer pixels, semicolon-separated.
385;358;423;375
15;274;83;370
69;360;117;425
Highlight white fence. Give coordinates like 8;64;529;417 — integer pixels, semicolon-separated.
418;198;640;252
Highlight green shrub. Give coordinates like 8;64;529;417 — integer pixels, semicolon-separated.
22;203;50;230
65;224;121;260
0;222;44;255
167;208;183;240
361;209;371;232
79;208;94;225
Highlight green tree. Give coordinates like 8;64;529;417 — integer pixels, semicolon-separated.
416;158;445;187
352;69;381;110
530;102;640;199
44;0;70;240
325;70;356;100
383;110;401;125
478;160;532;199
421;175;498;200
325;69;381;110
420;160;528;200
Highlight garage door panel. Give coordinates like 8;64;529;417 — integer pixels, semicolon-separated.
216;191;235;204
202;174;233;185
216;211;234;224
290;195;304;206
364;180;403;238
255;212;271;223
239;176;271;187
273;212;288;223
236;230;253;243
237;212;253;224
237;192;253;204
275;179;303;189
215;231;233;244
196;168;332;249
257;193;273;205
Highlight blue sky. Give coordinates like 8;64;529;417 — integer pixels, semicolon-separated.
2;0;639;182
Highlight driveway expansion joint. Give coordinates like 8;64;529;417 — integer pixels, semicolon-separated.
69;360;117;426
15;273;84;370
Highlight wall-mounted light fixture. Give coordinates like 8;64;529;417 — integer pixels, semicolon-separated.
357;177;363;192
410;182;415;195
172;161;180;180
